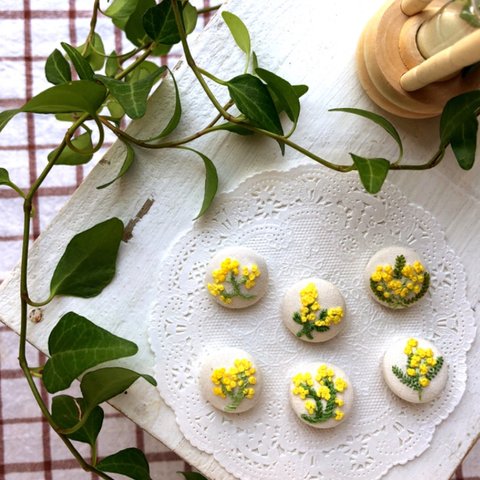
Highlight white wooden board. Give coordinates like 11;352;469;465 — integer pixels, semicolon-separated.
1;1;479;478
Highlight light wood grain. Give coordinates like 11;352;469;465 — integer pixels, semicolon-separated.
401;0;435;15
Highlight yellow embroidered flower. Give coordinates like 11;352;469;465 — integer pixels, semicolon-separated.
335;409;344;421
305;400;316;415
419;377;430;387
334;377;348;392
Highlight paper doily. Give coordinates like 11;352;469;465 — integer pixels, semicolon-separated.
149;165;476;480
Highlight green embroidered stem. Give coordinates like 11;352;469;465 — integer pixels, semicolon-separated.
392;339;444;400
370;255;430;307
300;379;337;424
221;271;255;301
293;309;330;339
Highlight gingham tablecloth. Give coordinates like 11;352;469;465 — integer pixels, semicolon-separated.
0;1;478;479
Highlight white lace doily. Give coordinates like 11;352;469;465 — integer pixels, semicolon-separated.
149;165;476;480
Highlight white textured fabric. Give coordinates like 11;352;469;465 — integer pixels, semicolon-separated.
149;165;476;480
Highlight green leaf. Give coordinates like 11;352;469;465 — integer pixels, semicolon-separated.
143;0;181;45
51;395;103;445
0;109;20;133
49;217;124;298
222;11;251;55
105;0;140;29
330;108;403;162
178;147;218;219
440;91;480;169
227;74;283;136
127;60;160;83
256;68;300;122
21;80;106;116
96;66;166;119
178;473;209;480
77;33;105;71
61;42;95;81
183;2;198;34
106;51;121;77
351;153;390;194
43;312;138;393
97;448;150;480
48;132;93;166
146;68;181;140
293;84;309;98
0;168;10;185
450;115;478;170
106;98;125;121
210;122;254;136
251;51;259;71
45;49;72;85
125;0;156;46
81;367;157;415
97;141;135;189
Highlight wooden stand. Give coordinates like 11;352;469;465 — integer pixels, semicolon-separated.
357;0;480;118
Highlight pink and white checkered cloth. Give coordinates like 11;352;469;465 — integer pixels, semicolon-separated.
0;1;478;479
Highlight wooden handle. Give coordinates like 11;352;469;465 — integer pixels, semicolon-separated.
401;29;480;91
401;0;434;15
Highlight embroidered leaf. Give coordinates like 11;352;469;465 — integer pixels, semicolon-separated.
51;395;104;446
97;141;135;189
48;132;93;166
21;81;106;117
96;66;166;119
426;356;444;380
50;217;124;298
81;367;156;416
61;42;95;81
43;312;138;393
330;107;403;162
97;448;150;480
222;11;251;55
393;255;406;279
45;49;72;85
350;154;390;194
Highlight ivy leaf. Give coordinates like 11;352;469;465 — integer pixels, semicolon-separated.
350;153;390;194
450;115;478;170
97;448;150;480
440;91;480;169
81;367;156;416
106;98;125;122
183;2;198;34
222;11;251;55
125;0;156;46
45;49;72;85
43;312;138;393
48;132;93;166
21;81;106;116
96;66;166;119
0;168;11;186
210;122;254;136
146;68;181;140
127;60;160;82
227;74;283;136
77;33;105;71
61;42;95;81
176;147;218;219
104;0;140;29
177;473;209;480
143;0;182;45
49;217;124;298
330;108;403;162
0;109;20;133
293;84;309;98
51;395;104;446
256;68;300;122
106;51;121;77
97;141;135;189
